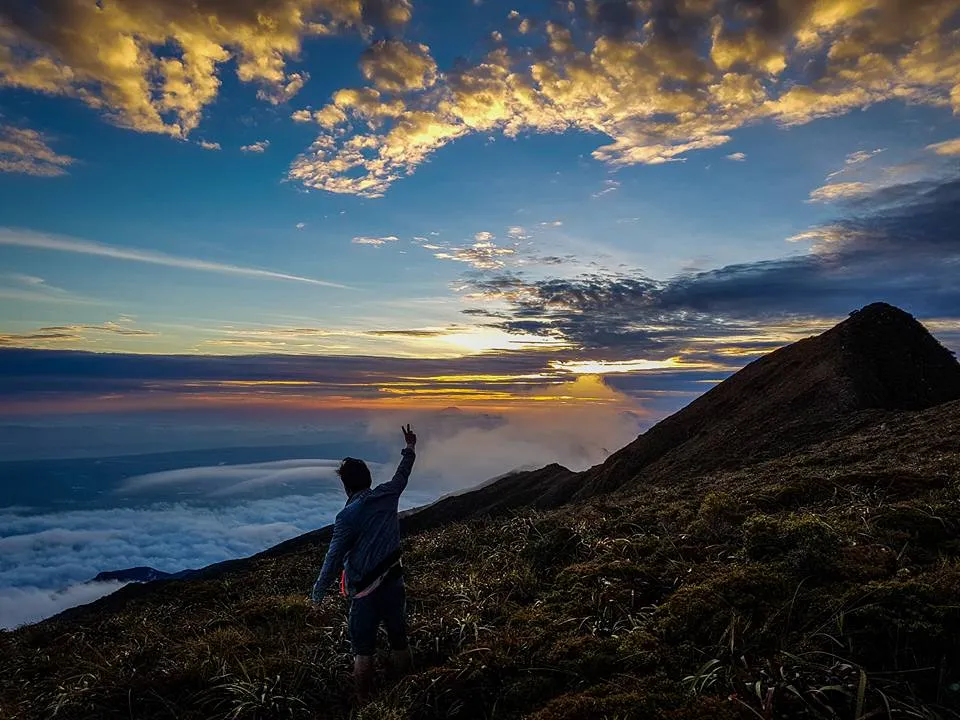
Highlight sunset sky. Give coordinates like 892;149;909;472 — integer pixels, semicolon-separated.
2;0;959;416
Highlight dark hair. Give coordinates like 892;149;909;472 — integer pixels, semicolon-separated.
337;457;371;495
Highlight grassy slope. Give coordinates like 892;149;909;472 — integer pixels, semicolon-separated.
3;400;959;720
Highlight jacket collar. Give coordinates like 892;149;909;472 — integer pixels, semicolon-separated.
345;488;370;507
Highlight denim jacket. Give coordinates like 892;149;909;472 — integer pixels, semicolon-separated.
312;446;415;602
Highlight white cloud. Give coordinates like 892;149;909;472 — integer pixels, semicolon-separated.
0;125;74;176
592;179;621;197
725;152;747;161
808;181;873;203
474;231;495;242
845;148;885;165
120;458;343;496
352;235;399;246
296;222;306;230
0;228;347;288
0;273;97;305
429;237;517;270
506;226;529;240
0;581;130;630
0;482;436;627
197;140;221;150
240;140;270;153
0;388;645;628
365;377;642;489
825;148;886;180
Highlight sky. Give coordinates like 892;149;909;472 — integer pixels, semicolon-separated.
1;0;960;416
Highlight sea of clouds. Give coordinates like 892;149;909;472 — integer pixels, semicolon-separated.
1;390;645;629
0;459;435;629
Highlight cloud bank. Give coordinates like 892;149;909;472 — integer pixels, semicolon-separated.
0;0;412;137
0;393;646;628
120;458;345;496
0;473;434;629
463;173;960;360
289;0;960;196
0;580;131;629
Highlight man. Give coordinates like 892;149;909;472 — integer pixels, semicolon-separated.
311;424;417;698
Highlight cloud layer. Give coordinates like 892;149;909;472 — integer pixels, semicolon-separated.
0;464;436;629
0;394;645;628
0;580;130;629
0;228;347;287
289;0;960;196
0;0;412;137
119;458;345;496
463;173;960;359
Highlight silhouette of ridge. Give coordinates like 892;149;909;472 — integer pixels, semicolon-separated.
555;302;960;501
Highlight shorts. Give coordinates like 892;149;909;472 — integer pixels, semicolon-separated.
348;576;408;657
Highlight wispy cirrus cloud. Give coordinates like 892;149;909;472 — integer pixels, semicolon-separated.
0;229;348;288
0;319;157;348
0;125;74;176
0;273;98;305
352;235;399;246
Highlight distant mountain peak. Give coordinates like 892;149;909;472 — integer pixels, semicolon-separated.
559;302;960;499
828;302;960;411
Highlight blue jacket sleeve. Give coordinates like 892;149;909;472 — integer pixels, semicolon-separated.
378;446;415;497
312;515;356;603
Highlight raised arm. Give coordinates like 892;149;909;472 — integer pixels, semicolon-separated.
311;516;356;603
379;424;417;497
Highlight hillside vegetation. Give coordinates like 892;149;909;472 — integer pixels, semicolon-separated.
2;304;959;719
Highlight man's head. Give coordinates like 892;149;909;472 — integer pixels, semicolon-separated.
337;457;372;496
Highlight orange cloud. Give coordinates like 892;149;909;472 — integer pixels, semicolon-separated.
0;125;74;176
0;0;411;137
927;137;960;156
360;40;437;92
290;0;960;196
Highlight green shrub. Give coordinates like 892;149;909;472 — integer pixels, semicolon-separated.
742;513;842;573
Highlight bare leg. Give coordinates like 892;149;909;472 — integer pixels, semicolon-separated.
353;655;374;701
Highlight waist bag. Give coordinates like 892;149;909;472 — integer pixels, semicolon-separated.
340;548;403;599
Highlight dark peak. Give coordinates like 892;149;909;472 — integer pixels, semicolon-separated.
841;302;920;331
827;302;960;411
568;303;960;500
850;301;910;317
